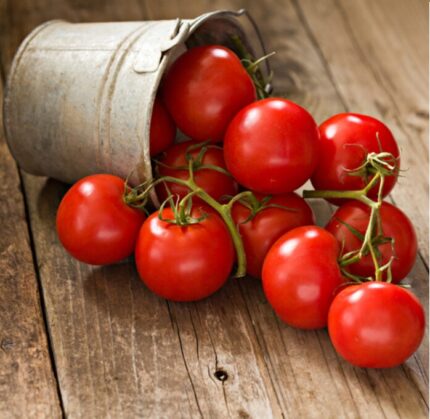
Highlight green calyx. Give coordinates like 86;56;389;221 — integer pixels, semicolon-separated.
343;147;399;184
158;191;208;226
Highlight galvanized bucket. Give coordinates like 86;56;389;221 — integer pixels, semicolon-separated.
3;9;268;205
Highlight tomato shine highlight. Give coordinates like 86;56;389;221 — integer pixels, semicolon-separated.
328;282;425;368
224;98;320;194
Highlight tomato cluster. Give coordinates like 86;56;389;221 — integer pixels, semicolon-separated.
56;43;424;369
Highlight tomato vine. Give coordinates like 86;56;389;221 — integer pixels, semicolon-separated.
303;150;399;282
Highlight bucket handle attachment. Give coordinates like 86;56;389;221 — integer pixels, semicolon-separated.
133;19;190;73
161;19;191;52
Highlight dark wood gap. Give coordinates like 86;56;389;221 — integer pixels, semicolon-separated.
0;59;5;86
17;168;66;419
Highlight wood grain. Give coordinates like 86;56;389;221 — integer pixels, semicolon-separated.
0;69;61;417
0;0;428;418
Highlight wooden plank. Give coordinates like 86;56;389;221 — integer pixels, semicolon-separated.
0;71;62;417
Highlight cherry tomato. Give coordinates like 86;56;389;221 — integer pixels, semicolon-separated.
328;282;425;368
311;113;400;204
156;141;238;203
162;45;256;142
224;98;319;194
149;97;176;157
262;226;344;329
232;193;315;278
56;174;145;265
135;207;234;301
326;201;417;283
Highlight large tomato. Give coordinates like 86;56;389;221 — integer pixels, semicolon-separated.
328;282;425;368
223;98;319;194
262;226;344;329
311;113;400;204
156;141;238;203
325;200;417;283
162;45;256;142
232;193;315;278
149;97;176;157
56;174;145;265
135;207;234;302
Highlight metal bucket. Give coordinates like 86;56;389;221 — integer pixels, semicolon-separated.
3;9;268;204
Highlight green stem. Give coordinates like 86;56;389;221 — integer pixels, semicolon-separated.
359;205;382;281
224;191;256;211
124;176;189;205
303;172;381;204
303;170;390;282
186;178;247;277
230;34;273;100
303;188;375;206
339;253;361;267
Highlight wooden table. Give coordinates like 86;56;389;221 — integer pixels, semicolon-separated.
0;1;428;417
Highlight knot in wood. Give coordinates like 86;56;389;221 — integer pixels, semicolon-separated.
214;369;228;382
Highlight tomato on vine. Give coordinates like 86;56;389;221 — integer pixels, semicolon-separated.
328;282;425;368
56;174;145;265
231;193;315;278
135;206;234;301
326;200;417;283
311;113;400;205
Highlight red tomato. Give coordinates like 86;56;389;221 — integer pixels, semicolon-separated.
56;174;145;265
311;113;400;204
262;226;344;329
162;45;256;142
326;201;417;283
232;193;315;278
149;97;176;156
135;207;234;301
224;98;319;194
328;282;425;368
156;141;238;203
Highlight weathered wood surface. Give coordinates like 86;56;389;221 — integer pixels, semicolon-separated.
0;63;61;417
0;0;428;418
